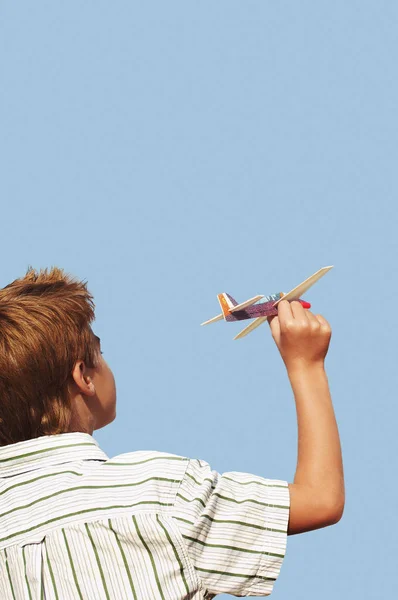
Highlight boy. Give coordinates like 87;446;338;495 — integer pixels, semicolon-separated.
0;268;344;599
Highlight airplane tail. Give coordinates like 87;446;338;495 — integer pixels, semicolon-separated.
201;293;238;326
217;293;238;318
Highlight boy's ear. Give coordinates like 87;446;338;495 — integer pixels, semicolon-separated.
72;361;96;396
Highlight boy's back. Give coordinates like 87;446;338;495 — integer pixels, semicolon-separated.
0;432;289;599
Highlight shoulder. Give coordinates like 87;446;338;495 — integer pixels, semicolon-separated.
105;449;189;466
102;449;190;480
80;450;192;509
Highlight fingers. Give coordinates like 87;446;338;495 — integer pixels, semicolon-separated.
269;300;292;340
292;303;327;334
277;300;293;322
305;310;320;325
315;314;332;339
290;301;308;321
271;300;331;367
275;300;330;333
314;314;330;328
280;300;309;334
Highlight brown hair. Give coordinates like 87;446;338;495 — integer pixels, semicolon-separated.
0;267;99;445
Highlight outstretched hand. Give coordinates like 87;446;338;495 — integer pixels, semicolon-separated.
268;300;331;371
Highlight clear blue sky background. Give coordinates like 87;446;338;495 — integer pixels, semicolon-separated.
0;2;396;598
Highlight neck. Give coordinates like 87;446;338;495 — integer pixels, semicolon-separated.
68;394;95;435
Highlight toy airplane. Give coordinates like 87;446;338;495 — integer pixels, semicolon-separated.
201;266;333;340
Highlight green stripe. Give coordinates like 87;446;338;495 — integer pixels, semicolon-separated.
44;538;59;600
85;523;111;600
0;501;170;543
173;516;194;526
196;566;276;582
186;472;214;486
223;475;288;489
182;534;284;558
62;529;84;600
108;519;138;600
177;491;288;510
0;471;83;497
104;456;186;467
0;442;97;464
177;493;206;508
0;477;179;520
186;472;287;491
213;492;289;510
133;516;166;600
22;547;33;600
156;515;190;595
4;548;16;600
173;514;286;534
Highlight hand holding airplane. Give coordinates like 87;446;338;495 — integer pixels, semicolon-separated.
201;266;333;339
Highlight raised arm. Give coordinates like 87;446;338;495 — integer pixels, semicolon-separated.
269;300;345;535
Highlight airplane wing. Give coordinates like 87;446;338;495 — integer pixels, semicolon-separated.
201;313;224;326
230;295;264;312
274;266;333;306
234;316;268;340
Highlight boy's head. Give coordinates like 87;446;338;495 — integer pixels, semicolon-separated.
0;267;116;445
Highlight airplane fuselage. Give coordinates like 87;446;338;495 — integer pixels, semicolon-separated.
224;295;281;322
224;293;311;322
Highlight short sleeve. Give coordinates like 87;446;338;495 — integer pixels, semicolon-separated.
172;459;290;598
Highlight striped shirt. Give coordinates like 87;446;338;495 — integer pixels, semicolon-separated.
0;432;290;599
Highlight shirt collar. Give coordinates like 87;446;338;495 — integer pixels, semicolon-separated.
0;432;108;478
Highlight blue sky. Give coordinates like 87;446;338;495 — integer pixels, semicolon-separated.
0;2;397;597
